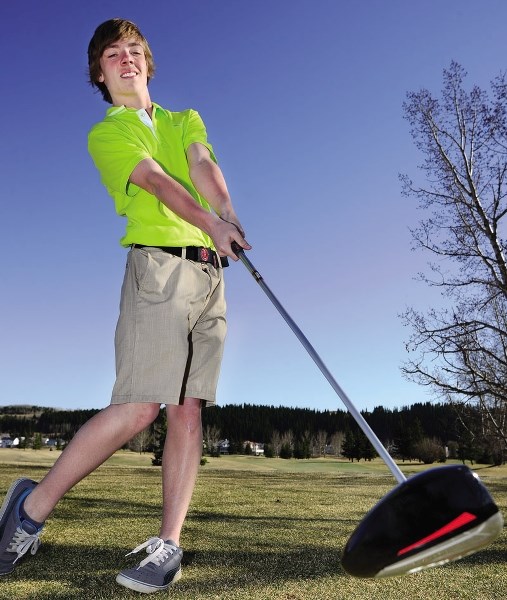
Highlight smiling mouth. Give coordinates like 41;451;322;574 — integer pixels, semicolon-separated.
120;72;137;79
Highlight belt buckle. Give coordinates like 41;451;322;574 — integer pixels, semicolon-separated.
199;247;210;263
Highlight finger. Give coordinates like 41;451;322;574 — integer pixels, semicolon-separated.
220;216;245;238
230;228;251;250
227;236;251;261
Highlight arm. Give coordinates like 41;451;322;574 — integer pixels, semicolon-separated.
129;156;250;260
187;142;245;236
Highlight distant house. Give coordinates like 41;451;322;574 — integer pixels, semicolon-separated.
218;439;230;454
217;439;265;455
243;441;264;456
45;438;66;448
0;435;13;448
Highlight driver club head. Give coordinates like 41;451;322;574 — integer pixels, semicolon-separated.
341;464;504;578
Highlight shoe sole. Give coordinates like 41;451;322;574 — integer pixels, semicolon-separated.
116;567;182;594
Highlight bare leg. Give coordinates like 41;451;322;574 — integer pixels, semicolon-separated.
159;398;203;545
23;402;161;523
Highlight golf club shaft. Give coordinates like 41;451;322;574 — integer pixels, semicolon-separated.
235;248;406;484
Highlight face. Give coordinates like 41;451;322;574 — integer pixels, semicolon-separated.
98;37;149;104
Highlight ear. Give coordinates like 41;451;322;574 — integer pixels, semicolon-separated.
98;73;105;83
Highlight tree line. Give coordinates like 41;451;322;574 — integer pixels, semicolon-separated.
0;406;99;441
1;401;503;465
200;401;503;464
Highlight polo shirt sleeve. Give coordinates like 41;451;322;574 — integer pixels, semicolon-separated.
183;109;217;163
88;121;149;197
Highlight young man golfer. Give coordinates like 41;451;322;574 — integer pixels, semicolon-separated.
0;18;250;594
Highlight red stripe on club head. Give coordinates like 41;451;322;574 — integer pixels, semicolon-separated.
397;512;477;557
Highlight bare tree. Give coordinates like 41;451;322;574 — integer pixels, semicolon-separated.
280;430;294;451
413;437;447;465
329;431;345;457
129;427;152;455
270;430;282;457
203;425;221;455
401;62;507;458
313;430;328;457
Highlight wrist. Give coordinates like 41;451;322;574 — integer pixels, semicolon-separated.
201;212;222;238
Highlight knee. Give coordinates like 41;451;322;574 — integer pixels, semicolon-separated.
168;402;202;435
130;403;161;431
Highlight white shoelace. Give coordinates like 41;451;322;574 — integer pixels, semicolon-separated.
8;526;42;564
126;537;178;569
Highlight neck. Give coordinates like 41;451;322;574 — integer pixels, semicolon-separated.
111;90;152;113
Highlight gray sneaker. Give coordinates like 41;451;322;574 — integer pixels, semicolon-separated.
0;478;43;576
116;537;183;594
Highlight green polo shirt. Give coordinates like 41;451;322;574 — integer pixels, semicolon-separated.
88;103;217;248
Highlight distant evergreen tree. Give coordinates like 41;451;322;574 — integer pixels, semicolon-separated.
32;433;43;450
279;443;293;459
293;438;311;459
457;428;479;465
228;438;242;455
341;430;358;462
358;433;377;461
263;444;275;458
394;417;424;461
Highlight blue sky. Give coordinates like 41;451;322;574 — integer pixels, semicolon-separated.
2;0;506;413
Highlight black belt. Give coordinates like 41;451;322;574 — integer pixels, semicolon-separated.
132;244;228;268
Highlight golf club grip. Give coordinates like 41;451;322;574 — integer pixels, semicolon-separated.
234;247;406;484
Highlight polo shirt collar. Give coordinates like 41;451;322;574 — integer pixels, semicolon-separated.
106;102;162;118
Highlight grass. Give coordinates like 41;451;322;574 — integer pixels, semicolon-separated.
0;451;505;599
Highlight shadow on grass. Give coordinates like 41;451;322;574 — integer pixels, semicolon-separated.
8;537;506;599
52;495;162;521
9;540;344;592
53;493;371;526
455;545;507;566
188;509;358;525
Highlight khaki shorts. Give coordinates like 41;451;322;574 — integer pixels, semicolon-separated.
111;247;226;407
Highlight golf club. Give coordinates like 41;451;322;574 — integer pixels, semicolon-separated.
233;245;504;578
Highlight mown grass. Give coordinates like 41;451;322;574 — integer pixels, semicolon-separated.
0;452;505;600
